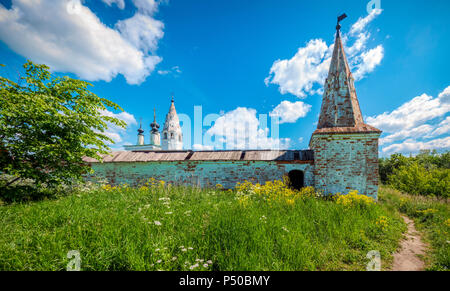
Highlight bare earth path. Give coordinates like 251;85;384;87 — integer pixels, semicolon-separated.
392;215;428;271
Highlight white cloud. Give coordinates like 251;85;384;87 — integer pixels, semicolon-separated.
265;10;383;98
206;107;290;150
353;45;384;81
99;109;137;144
368;86;450;155
429;117;450;137
269;101;312;124
0;0;164;84
102;0;125;9
350;9;383;35
157;66;182;75
379;124;433;146
131;0;160;15
438;86;450;104
382;137;450;155
265;39;331;98
116;12;164;53
367;93;450;132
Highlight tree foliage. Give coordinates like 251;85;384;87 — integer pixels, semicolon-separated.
379;150;450;198
0;61;126;192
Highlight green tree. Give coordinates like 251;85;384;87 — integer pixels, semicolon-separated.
379;153;410;184
0;61;126;192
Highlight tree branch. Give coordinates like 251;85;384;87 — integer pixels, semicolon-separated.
4;177;20;188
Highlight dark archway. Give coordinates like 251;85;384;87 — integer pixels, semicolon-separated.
288;170;304;190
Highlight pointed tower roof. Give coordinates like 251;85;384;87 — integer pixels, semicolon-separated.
150;108;160;133
138;118;144;135
314;16;380;135
163;95;182;133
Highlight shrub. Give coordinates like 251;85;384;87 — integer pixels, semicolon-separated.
389;162;449;198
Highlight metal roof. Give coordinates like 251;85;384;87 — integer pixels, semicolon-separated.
312;124;382;135
83;150;314;163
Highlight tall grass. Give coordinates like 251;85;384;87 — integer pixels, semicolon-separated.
0;183;405;271
379;186;450;270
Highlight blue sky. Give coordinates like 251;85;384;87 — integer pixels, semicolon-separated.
0;0;449;155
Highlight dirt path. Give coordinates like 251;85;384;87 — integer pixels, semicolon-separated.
392;215;427;271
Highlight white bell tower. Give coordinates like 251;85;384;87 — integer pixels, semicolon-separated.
162;95;183;151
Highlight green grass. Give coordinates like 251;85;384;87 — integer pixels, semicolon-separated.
0;184;407;271
379;186;450;271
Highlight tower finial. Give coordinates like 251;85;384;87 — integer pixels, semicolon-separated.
171;92;174;103
153;107;156;122
336;13;347;30
138;117;144;135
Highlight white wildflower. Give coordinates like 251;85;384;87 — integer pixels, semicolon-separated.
190;263;199;270
154;221;162;226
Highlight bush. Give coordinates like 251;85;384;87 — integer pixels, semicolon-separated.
380;150;449;198
389;162;449;198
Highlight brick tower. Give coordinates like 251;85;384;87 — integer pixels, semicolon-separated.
310;17;382;199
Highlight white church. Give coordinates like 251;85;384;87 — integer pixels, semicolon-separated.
124;96;183;151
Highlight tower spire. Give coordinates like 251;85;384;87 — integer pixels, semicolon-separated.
150;108;159;133
316;15;364;130
138;117;144;135
313;14;380;135
162;94;183;150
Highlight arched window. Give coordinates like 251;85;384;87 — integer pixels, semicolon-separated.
171;133;174;138
179;135;182;142
164;132;167;139
287;170;304;190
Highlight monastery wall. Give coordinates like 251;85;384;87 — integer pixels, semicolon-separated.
86;160;315;189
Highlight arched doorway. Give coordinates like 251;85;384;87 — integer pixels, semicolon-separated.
288;170;304;190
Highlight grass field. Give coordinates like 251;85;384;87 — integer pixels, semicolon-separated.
379;186;450;271
0;181;413;271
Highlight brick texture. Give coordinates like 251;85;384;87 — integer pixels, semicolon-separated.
310;133;380;199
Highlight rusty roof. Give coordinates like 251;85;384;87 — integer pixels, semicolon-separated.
312;124;382;135
83;150;314;163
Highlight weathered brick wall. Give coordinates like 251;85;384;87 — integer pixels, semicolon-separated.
86;161;315;189
310;133;380;199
